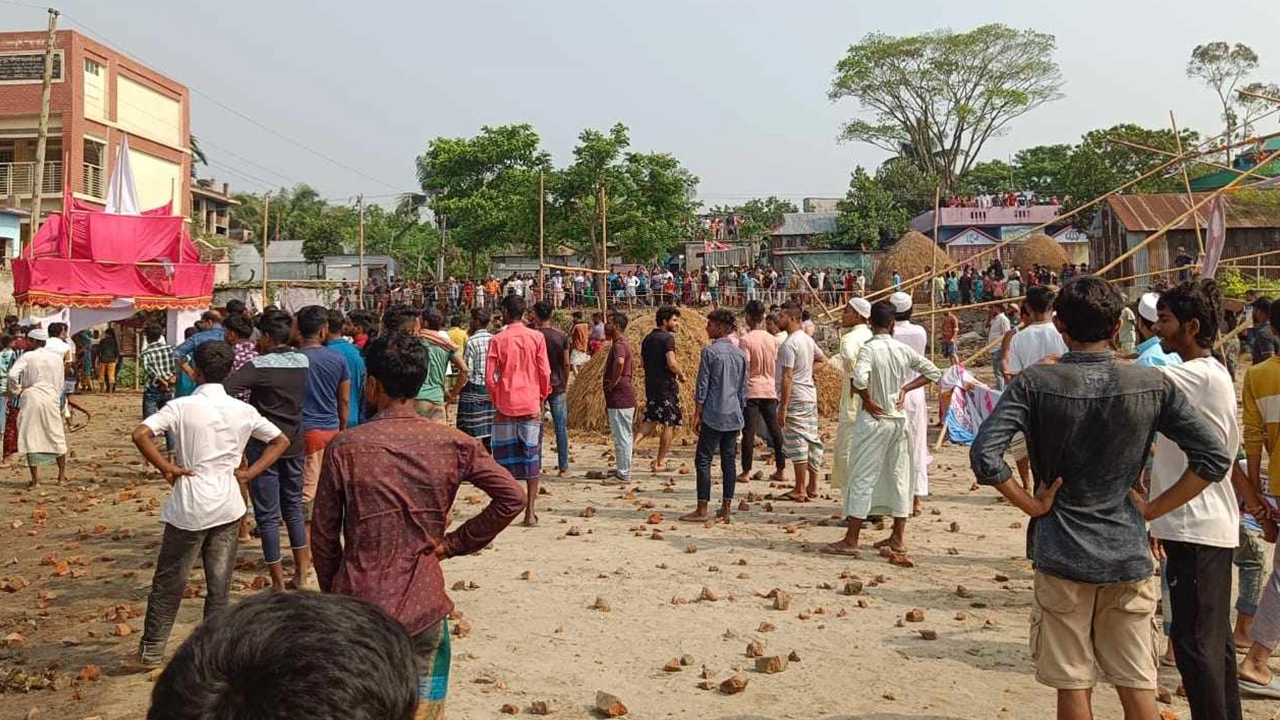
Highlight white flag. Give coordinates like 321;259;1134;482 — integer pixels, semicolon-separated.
105;134;140;215
1201;194;1226;278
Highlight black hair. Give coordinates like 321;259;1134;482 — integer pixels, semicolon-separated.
1270;299;1280;334
348;309;374;332
144;323;163;343
469;308;490;328
1157;279;1222;349
184;326;197;340
381;304;418;334
200;310;221;325
296;305;329;339
256;310;293;345
193;341;235;383
779;301;802;320
744;299;765;323
223;314;253;341
532;301;553;322
609;312;629;331
421;307;444;331
147;592;417;720
501;294;526;321
327;309;346;334
449;314;462;327
365;333;430;400
1053;276;1123;343
104;327;116;338
870;300;896;330
0;335;11;349
1254;297;1273;316
655;305;680;326
225;299;246;316
707;308;736;330
1025;285;1056;314
47;322;67;338
572;311;583;321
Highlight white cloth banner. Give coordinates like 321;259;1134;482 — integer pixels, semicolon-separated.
1201;194;1227;279
105;135;141;216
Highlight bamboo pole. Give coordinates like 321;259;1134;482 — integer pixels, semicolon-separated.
1105;136;1236;175
599;185;608;315
957;333;1007;367
787;258;837;321
1169;111;1204;256
540;262;608;275
867;129;1280;303
357;194;365;307
1095;148;1280;276
537;170;545;304
1217;248;1280;266
929;186;940;362
915;294;1025;318
260;194;270;307
29;9;57;233
1214;318;1250;351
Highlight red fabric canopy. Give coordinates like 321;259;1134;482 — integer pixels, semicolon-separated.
15;203;213;309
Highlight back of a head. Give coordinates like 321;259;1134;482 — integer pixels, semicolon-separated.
707;308;736;331
326;309;345;335
1270;298;1280;334
532;301;553;322
381;304;418;334
256;310;293;345
144;323;163;343
296;305;329;339
1025;285;1056;314
744;299;765;323
193;341;235;384
147;592;417;720
870;300;896;331
201;310;221;325
225;299;246;317
610;312;629;332
470;308;490;329
48;322;67;338
1158;279;1221;349
421;306;445;332
1255;297;1273;318
1053;276;1122;344
501;293;526;321
223;314;253;341
365;333;430;400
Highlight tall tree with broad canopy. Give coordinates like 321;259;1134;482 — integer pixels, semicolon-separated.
1187;42;1260;162
705;196;799;240
829;166;909;250
829;24;1064;191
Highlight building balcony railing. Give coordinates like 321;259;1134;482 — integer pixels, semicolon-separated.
82;162;105;200
0;161;63;198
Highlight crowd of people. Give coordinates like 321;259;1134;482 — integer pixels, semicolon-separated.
6;261;1280;719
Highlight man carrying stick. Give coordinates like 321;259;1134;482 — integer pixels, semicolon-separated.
823;301;940;556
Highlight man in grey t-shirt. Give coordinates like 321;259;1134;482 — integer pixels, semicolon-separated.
776;302;826;502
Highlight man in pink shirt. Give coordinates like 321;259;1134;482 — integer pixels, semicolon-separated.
736;300;786;484
485;294;552;526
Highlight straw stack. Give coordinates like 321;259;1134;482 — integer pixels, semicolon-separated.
1010;232;1069;271
871;231;951;300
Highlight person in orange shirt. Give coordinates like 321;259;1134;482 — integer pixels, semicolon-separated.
485;279;500;312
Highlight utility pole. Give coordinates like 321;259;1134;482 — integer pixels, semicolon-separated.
537;170;545;302
29;9;59;234
599;184;609;314
357;194;365;306
435;188;448;284
260;194;270;307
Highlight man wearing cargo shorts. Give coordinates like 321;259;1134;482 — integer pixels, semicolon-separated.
971;276;1230;719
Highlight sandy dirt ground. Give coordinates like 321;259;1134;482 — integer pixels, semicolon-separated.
0;389;1275;720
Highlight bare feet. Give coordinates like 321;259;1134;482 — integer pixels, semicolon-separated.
679;510;709;523
558;469;571;477
872;537;908;553
522;514;539;528
820;542;861;557
912;498;924;517
778;490;809;503
736;472;751;484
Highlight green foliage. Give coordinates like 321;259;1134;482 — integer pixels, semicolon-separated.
1187;42;1260;159
830;24;1064;190
829;166;909;250
706;196;799;239
1062;124;1200;226
1217;266;1280;299
875;159;939;216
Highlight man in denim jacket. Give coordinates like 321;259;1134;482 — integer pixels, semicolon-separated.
970;276;1230;720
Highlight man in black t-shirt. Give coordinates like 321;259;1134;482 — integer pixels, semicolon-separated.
533;302;572;476
1252;297;1280;362
636;306;686;473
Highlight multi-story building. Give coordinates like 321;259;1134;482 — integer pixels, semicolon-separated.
191;178;239;238
0;29;190;250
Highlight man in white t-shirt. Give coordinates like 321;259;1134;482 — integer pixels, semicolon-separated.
988;306;1013;391
776;302;827;502
1004;285;1068;491
890;292;933;515
132;341;290;667
1149;282;1262;715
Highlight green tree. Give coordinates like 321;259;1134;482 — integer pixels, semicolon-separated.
875;159;938;217
413;124;551;278
830;166;909;249
706;196;799;239
1239;81;1280;136
1013;144;1073;196
1187;42;1260;162
1062;124;1199;226
829;24;1064;190
957;159;1018;195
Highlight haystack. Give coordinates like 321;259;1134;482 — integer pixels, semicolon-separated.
1010;233;1069;271
567;309;844;438
871;231;951;300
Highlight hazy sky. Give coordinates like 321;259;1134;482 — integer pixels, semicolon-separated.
5;0;1279;207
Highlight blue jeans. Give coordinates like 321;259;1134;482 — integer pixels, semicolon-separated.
548;392;569;472
991;349;1005;391
246;439;307;566
1236;525;1265;616
142;386;175;450
694;423;738;502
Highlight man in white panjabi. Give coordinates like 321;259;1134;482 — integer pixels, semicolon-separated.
7;328;68;488
823;300;941;556
829;297;874;493
889;291;933;515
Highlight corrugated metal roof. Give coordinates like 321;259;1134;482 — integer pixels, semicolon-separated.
1105;192;1280;232
264;240;307;263
771;211;839;236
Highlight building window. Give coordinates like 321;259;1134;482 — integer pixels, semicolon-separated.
84;58;102;76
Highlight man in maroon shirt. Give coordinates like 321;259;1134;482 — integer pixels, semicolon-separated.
312;333;524;718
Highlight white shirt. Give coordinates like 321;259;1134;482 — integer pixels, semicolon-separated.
853;334;942;419
777;330;824;404
1150;357;1240;548
46;336;73;363
893;321;928;381
1007;321;1067;373
856;275;866;291
988;312;1012;343
142;384;282;531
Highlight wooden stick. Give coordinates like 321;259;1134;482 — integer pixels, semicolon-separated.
1220;248;1280;266
1106;135;1237;175
929;185;940;363
788;258;838;322
538;170;545;303
867;129;1280;303
958;333;1006;367
914;294;1025;318
1096;147;1280;276
599;185;608;315
1170;111;1204;256
1109;264;1198;285
1214;318;1250;351
540;261;608;274
261;194;270;305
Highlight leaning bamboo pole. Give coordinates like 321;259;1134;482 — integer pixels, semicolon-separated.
1169;111;1204;256
788;258;837;322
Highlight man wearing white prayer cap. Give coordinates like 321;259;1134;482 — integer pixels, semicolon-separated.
8;326;67;488
1135;291;1181;368
829;297;874;493
889;290;932;515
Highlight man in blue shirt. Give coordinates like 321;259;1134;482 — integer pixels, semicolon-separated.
681;309;746;525
325;310;366;427
294;306;350;532
172;311;226;385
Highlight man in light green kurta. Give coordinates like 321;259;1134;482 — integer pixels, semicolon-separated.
822;301;941;557
829;297;873;491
